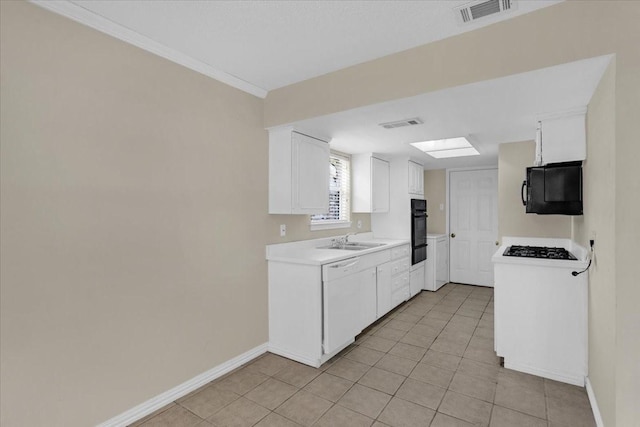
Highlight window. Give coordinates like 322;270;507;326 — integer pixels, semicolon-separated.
310;152;351;230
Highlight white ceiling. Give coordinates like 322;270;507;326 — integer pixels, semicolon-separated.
36;0;563;97
288;55;612;170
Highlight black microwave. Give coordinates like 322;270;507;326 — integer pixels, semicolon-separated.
521;161;583;215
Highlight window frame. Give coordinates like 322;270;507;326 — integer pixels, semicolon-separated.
310;151;352;231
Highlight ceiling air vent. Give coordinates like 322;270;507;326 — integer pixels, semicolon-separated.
379;117;424;129
455;0;516;24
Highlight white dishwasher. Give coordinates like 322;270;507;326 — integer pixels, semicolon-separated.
322;256;376;355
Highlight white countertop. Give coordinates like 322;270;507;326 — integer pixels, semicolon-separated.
266;232;410;266
492;236;589;269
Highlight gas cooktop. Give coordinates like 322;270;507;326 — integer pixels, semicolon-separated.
503;245;578;260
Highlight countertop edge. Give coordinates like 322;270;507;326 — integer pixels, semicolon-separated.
266;238;410;265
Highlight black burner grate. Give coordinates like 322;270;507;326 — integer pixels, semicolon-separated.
503;245;577;260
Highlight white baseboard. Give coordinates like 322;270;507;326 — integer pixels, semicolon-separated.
585;377;605;427
97;343;268;427
267;344;320;368
504;360;585;386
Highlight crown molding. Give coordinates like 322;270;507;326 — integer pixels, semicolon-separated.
30;0;268;98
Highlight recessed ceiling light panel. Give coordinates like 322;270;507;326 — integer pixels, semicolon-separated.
427;147;480;159
410;136;480;159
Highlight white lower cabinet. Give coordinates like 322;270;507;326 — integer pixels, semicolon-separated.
268;243;410;367
376;262;392;318
360;267;378;331
409;261;425;297
425;235;448;291
493;255;588;386
390;245;411;309
375;245;411;319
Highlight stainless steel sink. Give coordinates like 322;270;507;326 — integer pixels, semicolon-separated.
317;242;386;251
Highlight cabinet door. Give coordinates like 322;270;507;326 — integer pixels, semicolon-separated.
360;268;378;330
408;161;423;196
371;157;390;213
323;273;361;354
292;132;329;214
376;262;392;318
410;264;424;297
541;112;586;163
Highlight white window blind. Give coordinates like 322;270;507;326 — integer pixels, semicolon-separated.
311;152;351;226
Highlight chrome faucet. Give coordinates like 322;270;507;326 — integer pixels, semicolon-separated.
329;233;356;248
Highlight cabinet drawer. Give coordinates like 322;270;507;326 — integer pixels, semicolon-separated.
390;257;410;275
391;272;409;292
391;245;410;260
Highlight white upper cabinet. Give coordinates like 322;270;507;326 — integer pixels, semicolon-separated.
352;154;390;213
539;108;587;164
408;160;424;196
269;128;330;214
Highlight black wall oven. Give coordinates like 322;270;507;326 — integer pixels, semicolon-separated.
411;199;428;265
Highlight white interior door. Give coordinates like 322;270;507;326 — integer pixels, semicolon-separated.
449;169;498;287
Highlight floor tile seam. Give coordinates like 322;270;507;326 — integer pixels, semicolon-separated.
430;388;463;424
437;389;494;426
427;411;476;427
544;391;593;412
337;381;395;421
134;404;186;427
272;388;333;426
456;357;500;384
302;374;354;403
174;394;238;423
368;388;413;425
448;371;496;404
486;402;496;427
492;403;549;423
397;376;448;411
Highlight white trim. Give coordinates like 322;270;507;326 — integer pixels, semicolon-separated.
96;343;268;427
504;360;584;387
536;106;588;122
29;0;268;99
310;220;352;231
586;377;605;427
445;165;499;281
267;344;321;368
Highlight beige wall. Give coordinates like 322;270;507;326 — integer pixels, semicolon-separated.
498;141;571;240
0;3;372;425
424;170;447;234
265;2;635;128
266;213;371;244
573;61;617;425
611;34;640;426
265;2;640;425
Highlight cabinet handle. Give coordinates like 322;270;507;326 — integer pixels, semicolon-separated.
495;241;499;246
451;233;456;238
330;259;360;269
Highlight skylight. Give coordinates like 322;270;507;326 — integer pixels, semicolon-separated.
410;137;480;159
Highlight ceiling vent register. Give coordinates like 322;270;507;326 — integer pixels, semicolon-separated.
455;0;515;24
379;117;424;129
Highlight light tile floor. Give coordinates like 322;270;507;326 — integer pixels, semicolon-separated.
131;283;596;427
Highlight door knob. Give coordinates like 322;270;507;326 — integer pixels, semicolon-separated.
450;233;456;238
